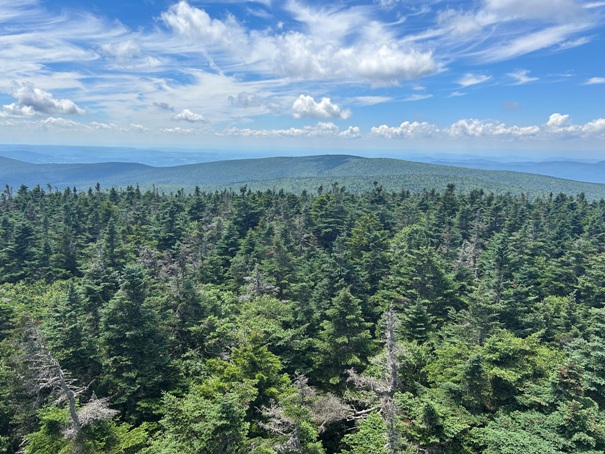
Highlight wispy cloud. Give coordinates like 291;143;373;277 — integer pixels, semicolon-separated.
458;73;492;87
508;69;539;85
584;77;605;85
351;96;393;106
402;94;433;102
0;0;603;149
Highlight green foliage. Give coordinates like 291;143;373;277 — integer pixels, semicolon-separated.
340;412;389;454
99;265;172;423
315;288;375;388
146;385;254;453
2;181;605;453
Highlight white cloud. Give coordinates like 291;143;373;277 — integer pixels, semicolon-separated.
437;9;496;37
101;40;140;60
2;82;85;117
348;46;438;87
458;73;492;87
221;121;352;138
584;77;605;85
161;1;248;53
274;33;438;85
556;36;592;50
370;113;605;141
161;127;196;134
339;126;362;138
0;0;603;147
291;95;351;119
484;0;584;22
508;69;539;85
42;117;82;128
402;94;433;102
100;39;161;69
582;118;605;134
371;121;439;139
447;119;541;138
476;24;590;62
172;108;208;123
351;96;393;106
546;112;571;128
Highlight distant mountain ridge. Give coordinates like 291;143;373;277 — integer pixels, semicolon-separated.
2;144;605;185
422;157;605;185
2;154;605;199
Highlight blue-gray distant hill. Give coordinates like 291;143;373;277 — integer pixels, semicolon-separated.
2;154;605;199
422;157;605;185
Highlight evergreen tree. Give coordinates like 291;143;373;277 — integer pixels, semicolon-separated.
99;265;171;423
315;288;374;388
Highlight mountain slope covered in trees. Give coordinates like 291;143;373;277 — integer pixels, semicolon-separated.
3;154;605;198
2;183;605;452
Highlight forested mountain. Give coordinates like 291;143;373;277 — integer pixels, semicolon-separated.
3;144;605;186
2;182;605;453
3;154;605;198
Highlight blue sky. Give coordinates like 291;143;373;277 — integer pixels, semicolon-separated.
1;0;604;158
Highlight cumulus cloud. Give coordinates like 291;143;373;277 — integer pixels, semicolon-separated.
161;1;248;53
339;126;362;138
458;73;492;87
546;112;571;128
42;117;82;128
172;108;208;123
275;35;438;86
582;118;605;134
370;113;605;141
447;118;541;138
161;1;438;86
508;69;539;85
2;82;85;117
291;95;351;119
371;121;439;139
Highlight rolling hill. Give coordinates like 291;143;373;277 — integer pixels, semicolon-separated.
2;154;605;199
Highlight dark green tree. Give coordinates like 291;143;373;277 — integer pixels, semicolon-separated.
315;288;374;388
99;265;171;423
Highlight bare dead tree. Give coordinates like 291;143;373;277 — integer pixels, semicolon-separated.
239;263;279;302
260;376;351;452
20;320;118;453
346;307;407;454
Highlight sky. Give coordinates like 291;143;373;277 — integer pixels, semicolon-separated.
0;0;604;158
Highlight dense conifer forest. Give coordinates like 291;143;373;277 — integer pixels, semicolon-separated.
2;182;605;453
